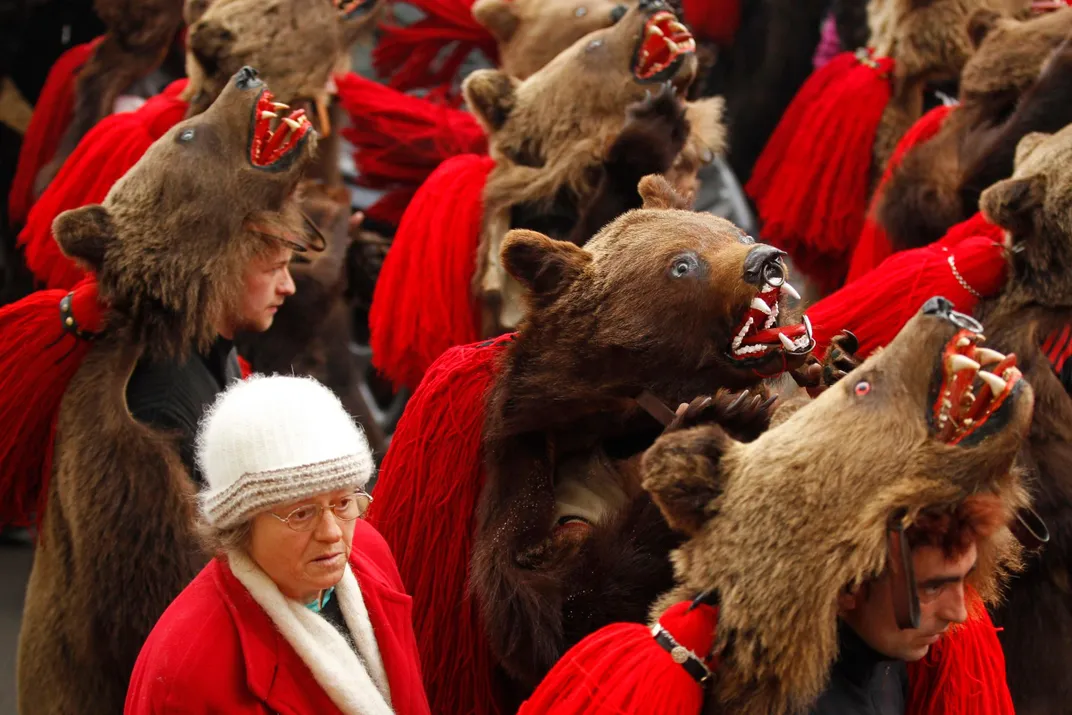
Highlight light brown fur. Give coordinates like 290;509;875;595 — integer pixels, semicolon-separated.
643;306;1033;715
16;71;315;715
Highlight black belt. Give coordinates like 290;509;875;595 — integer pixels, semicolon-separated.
652;624;712;684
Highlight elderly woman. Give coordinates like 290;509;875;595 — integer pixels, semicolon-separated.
125;375;430;715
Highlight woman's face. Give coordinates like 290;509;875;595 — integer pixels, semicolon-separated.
248;488;359;602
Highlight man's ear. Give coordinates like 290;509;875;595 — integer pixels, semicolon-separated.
980;175;1047;237
53;204;115;272
187;18;236;79
471;0;520;43
501;229;591;306
638;174;691;210
641;424;735;536
463;69;519;133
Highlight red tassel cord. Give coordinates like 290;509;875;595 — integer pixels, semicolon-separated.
366;335;512;715
368;153;494;391
906;590;1015;715
518;600;720;715
372;0;498;101
335;71;487;226
0;278;103;528
808;213;1006;361
8;38;103;228
17;79;189;290
846;104;957;283
746;51;894;293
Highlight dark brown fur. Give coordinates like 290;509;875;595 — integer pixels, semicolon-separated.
976;125;1072;715
471;176;806;700
16;71;315;715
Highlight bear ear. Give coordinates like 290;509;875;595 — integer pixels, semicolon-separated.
471;0;520;43
502;229;592;305
980;175;1047;237
52;204;115;272
641;424;735;536
967;8;1003;49
638;174;691;211
463;69;519;133
188;17;236;79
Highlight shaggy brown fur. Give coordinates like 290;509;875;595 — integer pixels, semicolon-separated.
471;175;811;703
472;0;633;80
643;303;1033;715
464;0;726;333
975;125;1072;715
16;70;316;715
877;8;1072;251
33;0;186;195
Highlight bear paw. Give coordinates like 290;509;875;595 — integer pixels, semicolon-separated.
667;388;776;443
792;331;862;397
606;82;691;182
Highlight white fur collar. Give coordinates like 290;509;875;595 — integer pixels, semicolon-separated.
228;550;394;715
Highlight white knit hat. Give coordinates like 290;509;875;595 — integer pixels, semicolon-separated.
196;374;375;528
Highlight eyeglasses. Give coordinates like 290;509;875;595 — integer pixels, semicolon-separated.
269;492;373;532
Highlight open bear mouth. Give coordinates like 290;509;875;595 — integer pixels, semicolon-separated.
335;0;376;19
932;329;1023;445
727;279;814;365
632;10;696;82
249;88;312;170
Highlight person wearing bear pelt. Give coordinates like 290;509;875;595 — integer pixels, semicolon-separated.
0;66;319;715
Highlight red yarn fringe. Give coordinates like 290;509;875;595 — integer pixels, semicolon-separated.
372;0;498;100
368;153;493;391
336;71;487;225
8;38;102;228
746;51;894;294
682;0;741;46
808;213;1006;360
18;80;189;290
518;601;719;715
0;278;103;527
846;104;957;283
907;592;1014;715
366;336;511;715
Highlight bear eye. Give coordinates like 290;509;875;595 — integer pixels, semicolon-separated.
574;6;587;17
854;381;871;396
586;38;604;51
670;253;700;279
177;128;196;143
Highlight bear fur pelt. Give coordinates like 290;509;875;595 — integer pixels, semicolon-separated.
15;68;316;715
368;174;816;714
974;124;1072;715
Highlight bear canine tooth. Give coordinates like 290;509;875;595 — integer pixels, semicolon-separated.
978;371;1008;395
282;117;302;130
648;25;665;37
669;20;689;33
260;111;278;120
948;354;980;373
803;314;813;338
973;347;1004;365
271;102;289;110
751;297;772;315
956;337;971;348
781;282;801;300
665;38;681;53
778;333;795;351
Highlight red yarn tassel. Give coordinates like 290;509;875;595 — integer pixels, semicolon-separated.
336;72;487;225
8;38;102;227
372;0;498;100
846;104;957;283
518;601;720;715
682;0;741;46
808;213;1006;360
906;592;1014;715
18;80;188;290
0;278;103;527
369;154;494;391
746;51;894;293
366;336;512;715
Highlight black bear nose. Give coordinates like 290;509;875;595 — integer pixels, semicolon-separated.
742;244;787;287
610;4;627;22
234;66;263;90
922;296;984;332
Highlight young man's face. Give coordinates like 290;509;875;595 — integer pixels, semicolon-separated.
230;244;297;335
839;541;977;662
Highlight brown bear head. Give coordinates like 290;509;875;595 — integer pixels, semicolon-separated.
643;298;1033;715
182;0;348;118
981;124;1072;307
53;67;317;359
500;176;814;398
472;0;634;79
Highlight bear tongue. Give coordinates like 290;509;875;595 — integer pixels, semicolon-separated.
740;323;808;347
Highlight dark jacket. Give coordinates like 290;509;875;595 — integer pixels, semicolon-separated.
809;621;908;715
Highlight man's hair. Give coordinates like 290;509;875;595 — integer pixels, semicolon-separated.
905;493;1007;558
